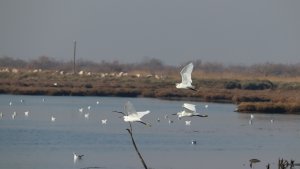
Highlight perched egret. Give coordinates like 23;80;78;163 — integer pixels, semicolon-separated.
176;62;196;91
113;101;150;125
173;103;208;118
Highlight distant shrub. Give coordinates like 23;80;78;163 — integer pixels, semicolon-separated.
224;81;241;89
241;80;274;90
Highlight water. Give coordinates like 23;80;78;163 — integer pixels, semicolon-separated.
0;95;300;169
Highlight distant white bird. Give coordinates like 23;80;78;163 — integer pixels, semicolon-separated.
168;119;174;124
51;116;56;122
84;113;89;119
73;152;84;162
96;101;100;104
78;108;83;113
164;114;169;119
176;62;196;91
87;106;91;110
173;103;208;118
157;117;160;122
9;101;12;106
185;120;191;126
270;119;274;124
101;119;107;124
12;112;16;119
113;101;150;125
250;114;254;120
205;104;208;109
0;112;3;119
191;140;197;145
24;111;29;117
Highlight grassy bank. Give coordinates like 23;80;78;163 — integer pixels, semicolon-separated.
1;70;300;114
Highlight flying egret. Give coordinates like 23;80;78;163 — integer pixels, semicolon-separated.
113;101;150;125
176;62;196;91
173;103;208;118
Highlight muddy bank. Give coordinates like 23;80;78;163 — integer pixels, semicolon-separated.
1;71;300;114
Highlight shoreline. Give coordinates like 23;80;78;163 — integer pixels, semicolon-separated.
1;71;300;114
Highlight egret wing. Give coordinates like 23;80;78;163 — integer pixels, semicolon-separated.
136;110;150;119
180;63;193;85
124;101;137;115
183;103;196;113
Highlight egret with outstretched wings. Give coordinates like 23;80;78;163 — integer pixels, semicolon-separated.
176;62;196;91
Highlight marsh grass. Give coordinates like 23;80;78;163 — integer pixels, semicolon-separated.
1;70;300;114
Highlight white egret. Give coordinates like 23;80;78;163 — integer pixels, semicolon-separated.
24;111;29;117
174;103;208;118
78;108;83;113
176;62;196;91
113;101;150;125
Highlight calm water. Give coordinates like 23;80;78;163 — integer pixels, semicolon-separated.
0;95;300;169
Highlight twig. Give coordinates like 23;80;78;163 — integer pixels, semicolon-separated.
126;122;148;169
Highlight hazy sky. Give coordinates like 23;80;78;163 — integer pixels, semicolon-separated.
0;0;299;65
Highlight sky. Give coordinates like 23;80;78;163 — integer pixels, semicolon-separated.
0;0;299;66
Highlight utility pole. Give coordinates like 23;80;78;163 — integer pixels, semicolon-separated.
73;40;76;75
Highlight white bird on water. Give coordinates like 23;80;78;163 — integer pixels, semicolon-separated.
185;120;191;126
51;116;56;122
101;119;107;124
24;111;29;117
176;62;196;91
12;112;16;119
73;152;84;162
84;113;89;119
174;103;208;118
113;101;150;125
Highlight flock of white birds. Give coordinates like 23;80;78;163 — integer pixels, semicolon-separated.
0;62;262;163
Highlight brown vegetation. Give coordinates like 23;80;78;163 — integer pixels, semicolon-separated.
1;56;300;114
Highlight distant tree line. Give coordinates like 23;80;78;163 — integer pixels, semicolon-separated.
0;56;300;77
